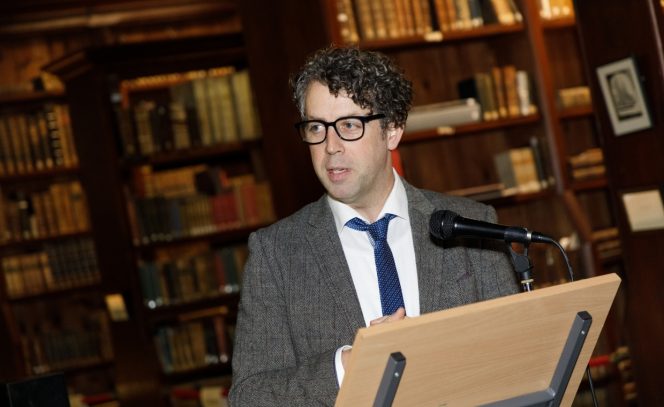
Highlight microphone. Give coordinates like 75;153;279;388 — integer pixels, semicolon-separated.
429;209;554;244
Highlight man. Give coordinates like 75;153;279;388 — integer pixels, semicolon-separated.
229;46;518;406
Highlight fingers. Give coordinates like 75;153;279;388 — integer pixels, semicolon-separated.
369;307;407;326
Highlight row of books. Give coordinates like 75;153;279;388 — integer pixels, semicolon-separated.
13;300;113;375
0;72;65;95
591;227;621;262
170;383;230;407
21;330;111;375
406;97;482;133
139;244;247;309
538;0;574;20
493;137;553;195
0;180;90;244
117;69;261;158
337;0;523;42
2;237;100;299
458;66;537;121
0;103;78;176
557;86;591;110
568;147;605;181
154;316;231;374
127;166;275;244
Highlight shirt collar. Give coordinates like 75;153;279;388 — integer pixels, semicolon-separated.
328;169;409;235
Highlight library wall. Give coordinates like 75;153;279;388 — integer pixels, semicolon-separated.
0;0;650;405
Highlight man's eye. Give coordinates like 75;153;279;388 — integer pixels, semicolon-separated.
339;120;361;130
307;123;324;133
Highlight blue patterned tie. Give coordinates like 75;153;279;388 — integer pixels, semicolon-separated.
346;214;405;316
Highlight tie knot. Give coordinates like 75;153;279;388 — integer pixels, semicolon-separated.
346;214;395;241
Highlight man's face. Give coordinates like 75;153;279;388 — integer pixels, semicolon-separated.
304;81;402;217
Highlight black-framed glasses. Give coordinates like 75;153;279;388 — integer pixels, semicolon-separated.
294;113;385;145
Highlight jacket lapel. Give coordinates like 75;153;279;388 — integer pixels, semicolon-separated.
305;196;366;332
404;181;446;315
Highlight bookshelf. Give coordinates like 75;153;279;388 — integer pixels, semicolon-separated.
239;0;631;403
44;32;273;405
0;91;116;402
575;0;664;404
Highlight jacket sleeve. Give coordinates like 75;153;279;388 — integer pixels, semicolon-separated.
228;231;339;407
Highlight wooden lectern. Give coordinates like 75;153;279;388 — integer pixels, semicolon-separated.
336;273;621;407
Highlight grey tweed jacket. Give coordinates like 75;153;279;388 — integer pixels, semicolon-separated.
229;179;518;406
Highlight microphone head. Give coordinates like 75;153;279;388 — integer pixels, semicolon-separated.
429;210;460;240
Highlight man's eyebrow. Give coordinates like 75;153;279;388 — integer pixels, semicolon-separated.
304;112;368;121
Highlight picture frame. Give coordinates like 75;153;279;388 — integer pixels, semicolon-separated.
596;57;652;136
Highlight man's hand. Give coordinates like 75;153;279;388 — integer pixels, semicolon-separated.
369;307;406;326
340;308;407;369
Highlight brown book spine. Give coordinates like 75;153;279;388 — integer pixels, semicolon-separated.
491;66;509;118
337;0;360;42
368;0;388;38
433;0;449;32
0;116;15;175
502;65;520;117
354;0;376;40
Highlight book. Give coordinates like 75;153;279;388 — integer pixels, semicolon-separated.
336;0;360;42
418;0;434;34
409;0;425;35
516;70;536;116
557;86;592;109
494;147;542;194
354;0;376;40
0;117;15;175
491;66;509;118
490;0;516;24
502;65;520;117
468;0;484;26
43;104;66;167
133;100;156;156
474;72;499;120
454;0;473;29
406;98;481;132
192;78;214;146
213;74;240;143
54;104;78;166
230;70;261;141
529;136;553;189
433;0;450;32
399;0;416;36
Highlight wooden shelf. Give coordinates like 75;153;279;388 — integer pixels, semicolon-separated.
558;104;593;120
34;358;114;376
0;90;65;105
6;280;102;304
541;16;576;30
402;114;541;144
481;188;556;207
134;223;267;253
0;230;91;251
0;166;79;184
147;293;239;324
162;362;232;384
121;140;260;169
359;23;525;50
569;176;608;191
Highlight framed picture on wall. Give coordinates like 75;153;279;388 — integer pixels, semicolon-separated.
596;57;652;136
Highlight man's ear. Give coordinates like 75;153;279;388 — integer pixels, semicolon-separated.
386;124;404;151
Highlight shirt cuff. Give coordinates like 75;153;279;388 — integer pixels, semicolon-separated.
334;345;353;386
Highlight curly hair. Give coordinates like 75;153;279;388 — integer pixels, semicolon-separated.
290;46;412;128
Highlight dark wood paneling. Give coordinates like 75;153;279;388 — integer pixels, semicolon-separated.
239;0;329;217
575;0;664;404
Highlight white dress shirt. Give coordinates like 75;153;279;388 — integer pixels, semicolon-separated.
328;170;419;385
